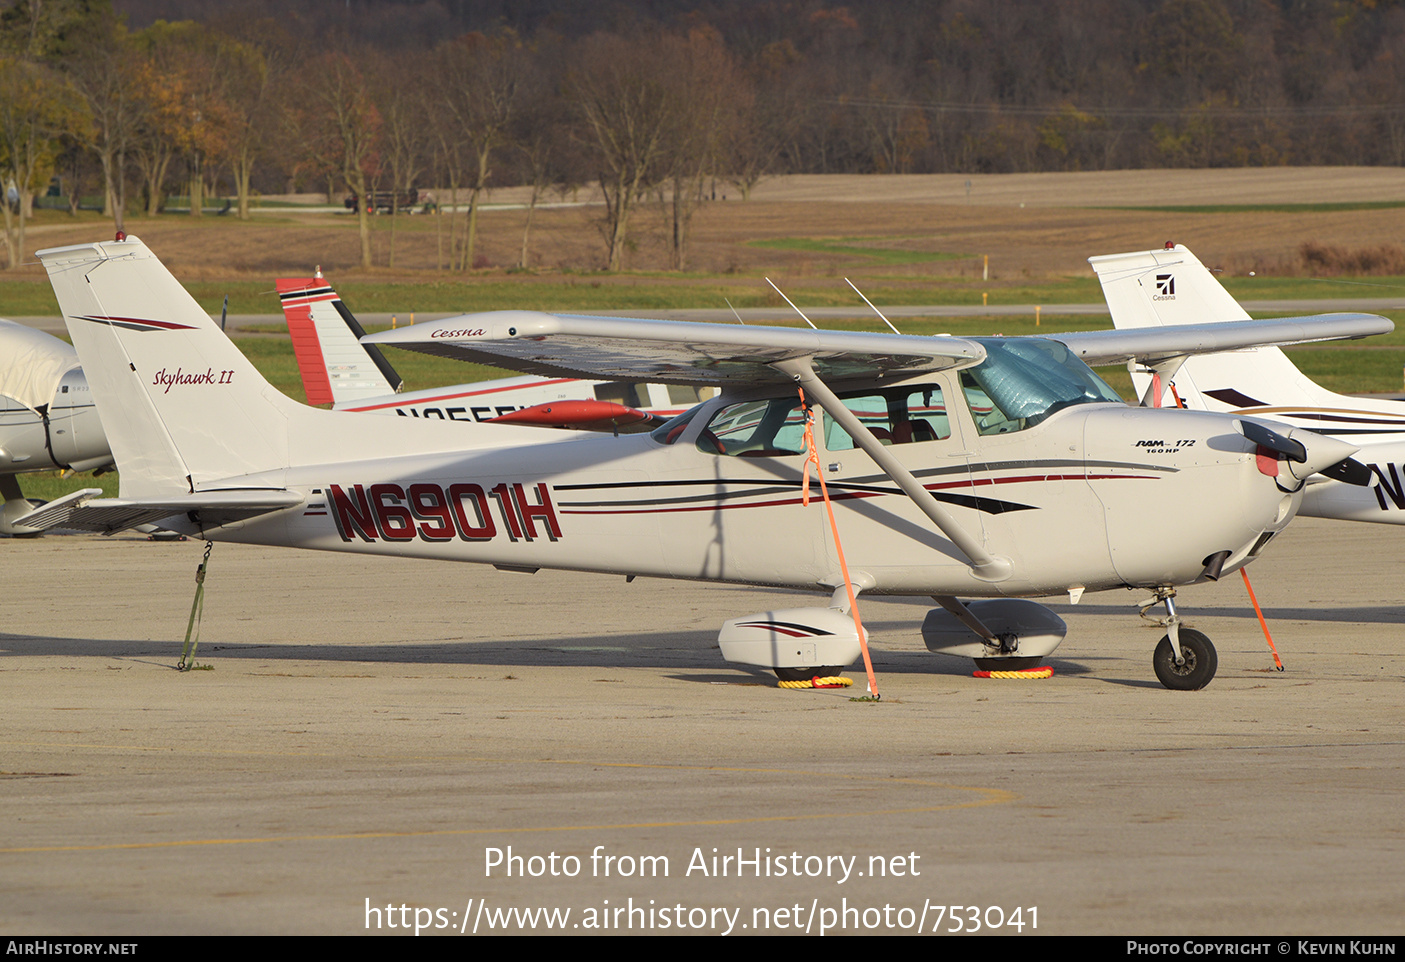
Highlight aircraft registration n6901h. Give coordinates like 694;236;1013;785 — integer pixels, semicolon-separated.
25;236;1391;690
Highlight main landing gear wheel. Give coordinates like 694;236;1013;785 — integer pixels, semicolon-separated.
773;665;844;682
1153;629;1217;691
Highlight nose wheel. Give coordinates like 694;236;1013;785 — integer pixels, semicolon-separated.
1142;589;1218;690
1152;628;1217;690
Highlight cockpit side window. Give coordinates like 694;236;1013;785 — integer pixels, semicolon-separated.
696;383;953;457
593;382;644;408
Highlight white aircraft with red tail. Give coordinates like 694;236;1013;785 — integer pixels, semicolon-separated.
277;273;711;432
20;236;1390;689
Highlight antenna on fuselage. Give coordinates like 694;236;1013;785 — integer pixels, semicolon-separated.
765;277;818;330
724;297;746;325
844;277;902;335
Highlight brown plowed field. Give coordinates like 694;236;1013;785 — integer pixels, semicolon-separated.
14;167;1405;284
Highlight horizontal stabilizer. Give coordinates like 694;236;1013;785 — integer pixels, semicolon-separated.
13;488;304;534
9;487;104;531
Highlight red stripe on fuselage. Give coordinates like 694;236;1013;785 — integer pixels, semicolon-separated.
559;473;1157;515
346;378;582;412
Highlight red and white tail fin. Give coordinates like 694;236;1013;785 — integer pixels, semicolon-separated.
1091;245;1345;412
277;272;403;406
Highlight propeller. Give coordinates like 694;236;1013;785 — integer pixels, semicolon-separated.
1236;418;1363;484
1235;418;1305;462
1317;456;1372;487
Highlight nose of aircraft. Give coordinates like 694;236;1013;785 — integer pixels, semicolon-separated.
1085;406;1308;588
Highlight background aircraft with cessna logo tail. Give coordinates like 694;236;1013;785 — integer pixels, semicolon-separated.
277;272;714;432
1093;244;1405;526
19;236;1391;690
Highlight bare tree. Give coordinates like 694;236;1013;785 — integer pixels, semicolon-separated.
373;52;432;268
725;40;799;200
657;28;745;270
436;31;523;271
570;30;676;271
307;52;381;268
508;36;572;269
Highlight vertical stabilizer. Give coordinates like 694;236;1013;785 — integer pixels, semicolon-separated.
38;236;296;498
277;275;402;407
1090;245;1339;411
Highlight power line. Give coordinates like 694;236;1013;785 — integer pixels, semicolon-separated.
833;97;1405;120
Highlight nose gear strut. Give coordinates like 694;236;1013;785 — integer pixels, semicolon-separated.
1140;587;1218;690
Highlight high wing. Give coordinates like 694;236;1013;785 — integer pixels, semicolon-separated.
1047;314;1391;367
363;310;1391;386
363;311;988;384
363;307;1377;584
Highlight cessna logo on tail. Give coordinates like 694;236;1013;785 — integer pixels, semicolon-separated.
1153;274;1175;300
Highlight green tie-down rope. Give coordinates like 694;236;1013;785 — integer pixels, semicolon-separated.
177;541;214;671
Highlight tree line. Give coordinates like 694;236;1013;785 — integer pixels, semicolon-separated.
3;0;1404;271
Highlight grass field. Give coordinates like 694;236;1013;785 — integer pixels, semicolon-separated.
7;271;1401;318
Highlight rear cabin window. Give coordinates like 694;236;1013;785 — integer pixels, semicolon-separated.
697;383;951;457
822;384;951;451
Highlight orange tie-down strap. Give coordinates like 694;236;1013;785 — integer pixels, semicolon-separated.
798;388;879;698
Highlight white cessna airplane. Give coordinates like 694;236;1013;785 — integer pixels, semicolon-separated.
20;236;1387;690
0;319;112;534
1093;244;1405;525
277;273;711;431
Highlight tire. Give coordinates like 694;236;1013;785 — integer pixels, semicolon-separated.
973;656;1045;672
774;665;844;682
1153;628;1217;690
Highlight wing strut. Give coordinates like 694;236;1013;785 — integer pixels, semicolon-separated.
772;358;1012;583
1129;356;1188;407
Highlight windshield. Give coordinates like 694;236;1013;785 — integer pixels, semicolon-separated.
962;337;1122;435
